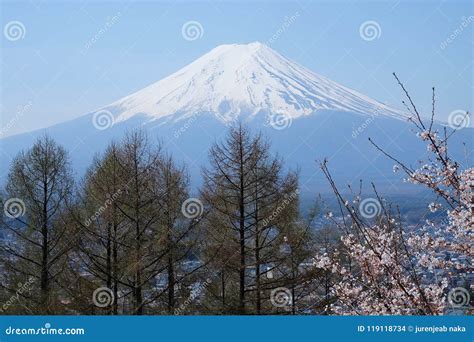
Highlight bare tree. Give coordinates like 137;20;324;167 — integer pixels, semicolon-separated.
1;134;73;313
201;124;305;314
68;131;204;315
65;143;129;314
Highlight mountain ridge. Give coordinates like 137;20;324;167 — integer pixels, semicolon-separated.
99;42;406;125
1;43;470;194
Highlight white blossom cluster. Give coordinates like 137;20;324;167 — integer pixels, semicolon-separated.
316;98;472;315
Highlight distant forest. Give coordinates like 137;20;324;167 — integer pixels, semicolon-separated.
0;84;471;315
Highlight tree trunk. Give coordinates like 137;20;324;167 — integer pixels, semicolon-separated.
167;235;175;313
254;179;261;315
40;179;49;312
238;133;246;314
221;270;226;314
112;216;118;315
134;156;143;315
106;222;112;315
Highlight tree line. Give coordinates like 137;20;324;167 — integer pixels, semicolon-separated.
1;125;326;315
0;80;471;315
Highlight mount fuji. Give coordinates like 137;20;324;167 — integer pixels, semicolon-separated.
107;42;404;124
1;42;471;195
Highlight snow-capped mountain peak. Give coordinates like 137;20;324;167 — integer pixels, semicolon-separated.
107;42;403;124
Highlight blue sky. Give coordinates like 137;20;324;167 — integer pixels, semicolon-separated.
1;0;472;136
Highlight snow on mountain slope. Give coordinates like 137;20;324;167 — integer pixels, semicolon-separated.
107;42;405;124
7;42;454;193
